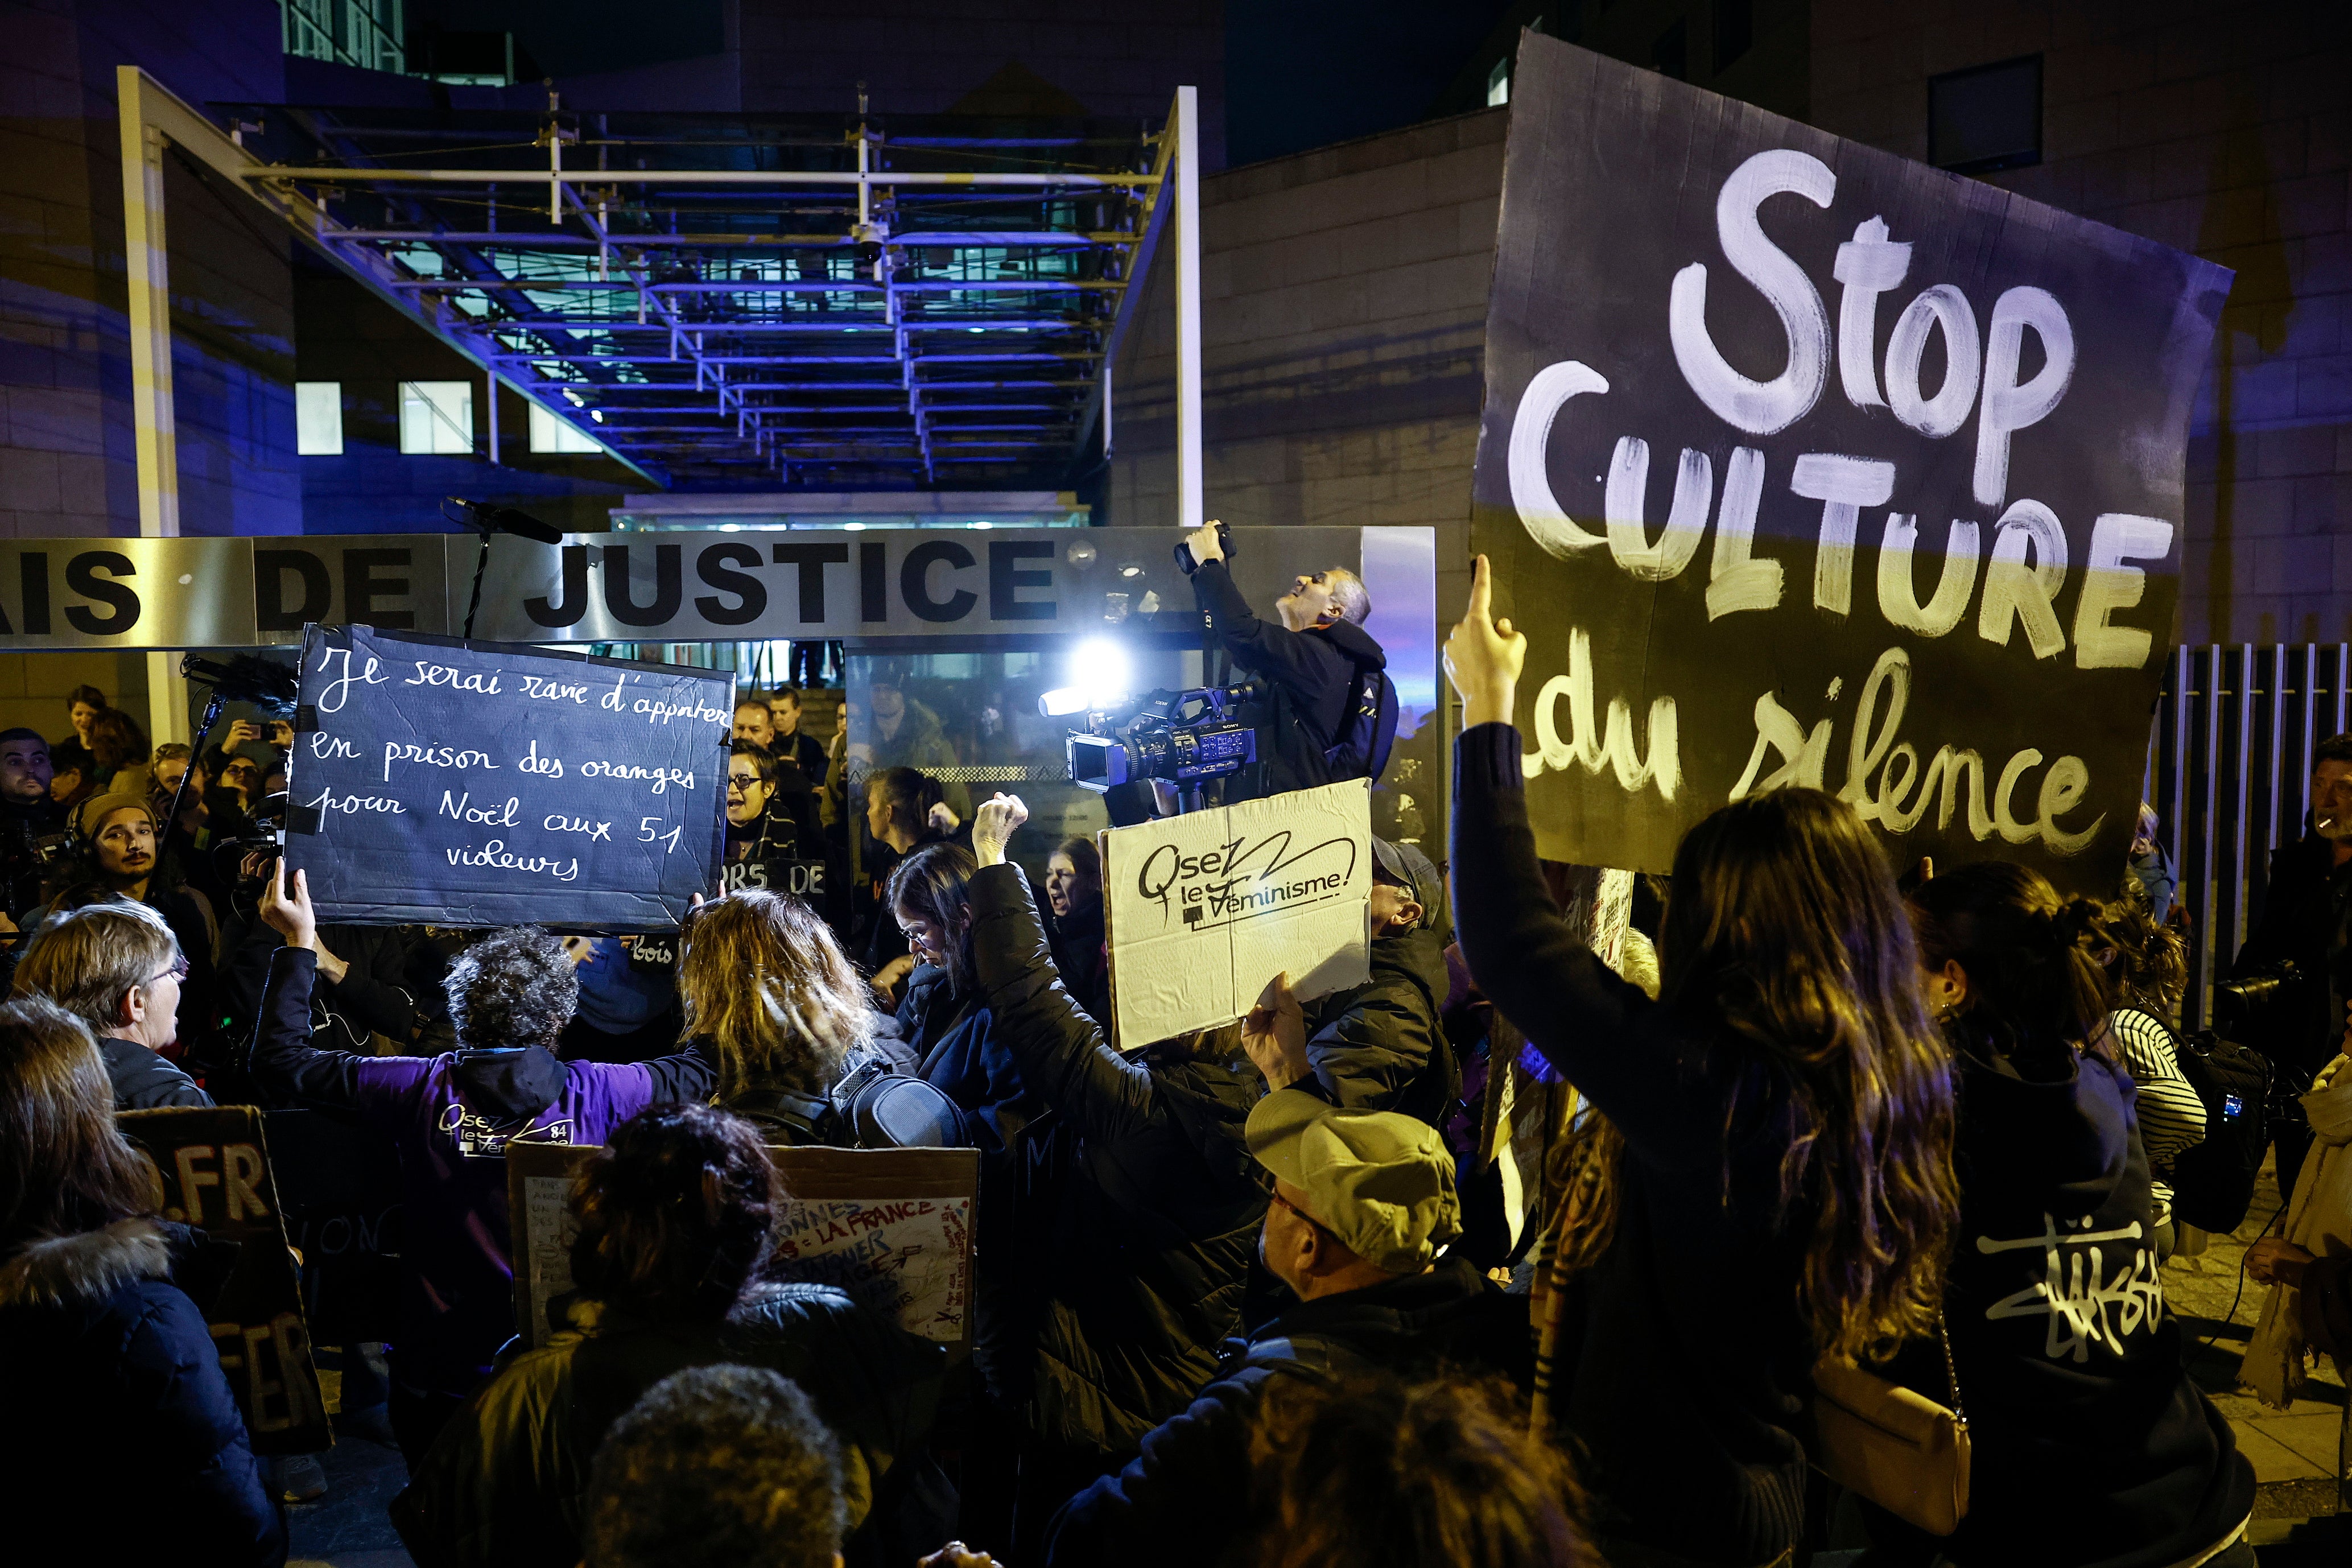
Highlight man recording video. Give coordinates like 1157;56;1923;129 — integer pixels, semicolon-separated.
1179;522;1394;800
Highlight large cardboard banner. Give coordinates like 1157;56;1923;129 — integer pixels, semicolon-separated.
507;1142;980;1351
1102;779;1372;1049
118;1107;331;1455
1471;35;2231;893
285;624;732;929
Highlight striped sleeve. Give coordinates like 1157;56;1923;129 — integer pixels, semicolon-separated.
2108;1009;2208;1172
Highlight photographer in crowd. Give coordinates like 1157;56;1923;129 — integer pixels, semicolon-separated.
2231;731;2352;1196
1178;522;1393;799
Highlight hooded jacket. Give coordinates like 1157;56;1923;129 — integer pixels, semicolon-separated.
1044;1254;1530;1567
0;1217;284;1567
969;861;1268;1460
391;1282;950;1568
1885;1041;2256;1568
247;946;718;1395
1190;559;1387;797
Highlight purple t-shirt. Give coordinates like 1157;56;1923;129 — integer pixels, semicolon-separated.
350;1054;657;1391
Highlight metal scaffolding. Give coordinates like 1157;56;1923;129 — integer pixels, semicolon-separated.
174;77;1192;489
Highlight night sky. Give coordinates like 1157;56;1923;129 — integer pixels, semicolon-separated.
1223;0;1520;166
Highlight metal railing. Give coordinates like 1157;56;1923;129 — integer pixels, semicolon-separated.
2154;643;2352;1026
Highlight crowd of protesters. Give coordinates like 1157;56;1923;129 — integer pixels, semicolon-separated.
6;545;2349;1568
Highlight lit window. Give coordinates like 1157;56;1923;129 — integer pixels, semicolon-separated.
1486;59;1510;107
295;382;343;455
529;403;603;454
1930;56;2043;175
399;381;474;455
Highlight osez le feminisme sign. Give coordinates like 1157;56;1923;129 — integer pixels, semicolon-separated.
1472;34;2230;895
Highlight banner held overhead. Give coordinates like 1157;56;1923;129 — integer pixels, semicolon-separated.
1470;32;2230;896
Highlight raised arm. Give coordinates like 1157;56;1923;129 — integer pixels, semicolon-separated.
1445;557;1677;1128
968;795;1158;1143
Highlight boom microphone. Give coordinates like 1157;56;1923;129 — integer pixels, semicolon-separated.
181;653;299;715
441;497;565;546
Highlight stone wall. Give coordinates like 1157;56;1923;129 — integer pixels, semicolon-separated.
1104;108;1507;622
1809;0;2352;645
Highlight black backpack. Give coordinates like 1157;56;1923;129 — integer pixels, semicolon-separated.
1321;655;1399;785
727;1058;971;1150
2168;1028;2272;1235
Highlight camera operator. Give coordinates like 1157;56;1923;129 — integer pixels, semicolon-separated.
2233;731;2352;1196
0;728;63;926
1179;522;1390;799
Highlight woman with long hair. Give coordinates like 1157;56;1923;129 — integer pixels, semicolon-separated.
678;889;910;1143
0;996;283;1562
1443;556;1958;1568
860;766;956;990
889;843;1031;1146
1905;864;2255;1568
2094;892;2207;1256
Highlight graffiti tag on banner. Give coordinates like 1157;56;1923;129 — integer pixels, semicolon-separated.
508;1142;979;1350
118;1107;331;1454
1101;778;1372;1050
1468;34;2231;895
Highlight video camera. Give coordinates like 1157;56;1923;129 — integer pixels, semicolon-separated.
1043;681;1261;794
2211;960;2299;1038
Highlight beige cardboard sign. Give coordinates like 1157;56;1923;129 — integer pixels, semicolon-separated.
507;1141;980;1350
1102;779;1372;1049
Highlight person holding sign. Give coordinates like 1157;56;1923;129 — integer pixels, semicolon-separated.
0;997;283;1566
391;1103;950;1568
1445;556;1961;1568
247;863;719;1467
963;793;1268;1542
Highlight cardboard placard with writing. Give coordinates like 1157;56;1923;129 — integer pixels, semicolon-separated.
1470;35;2231;894
117;1107;331;1455
285;624;732;929
1101;779;1371;1049
507;1141;980;1351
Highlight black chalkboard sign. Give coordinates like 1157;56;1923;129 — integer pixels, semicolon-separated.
1469;35;2230;896
284;624;731;929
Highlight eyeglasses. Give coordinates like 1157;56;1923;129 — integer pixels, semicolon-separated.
147;956;189;986
725;775;762;792
1266;1186;1334;1240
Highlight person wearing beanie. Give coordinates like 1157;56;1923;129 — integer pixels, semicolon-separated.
1040;1083;1532;1567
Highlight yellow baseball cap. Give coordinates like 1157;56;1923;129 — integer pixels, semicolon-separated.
1245;1087;1461;1273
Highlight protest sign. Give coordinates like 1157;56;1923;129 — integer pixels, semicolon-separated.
117;1107;331;1455
507;1141;979;1350
267;1110;403;1344
1101;779;1371;1049
1470;34;2230;894
284;624;732;929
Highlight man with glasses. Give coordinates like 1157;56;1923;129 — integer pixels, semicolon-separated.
1178;523;1392;801
14;901;208;1108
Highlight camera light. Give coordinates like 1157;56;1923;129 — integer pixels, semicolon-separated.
1038;686;1090;717
1072;636;1132;701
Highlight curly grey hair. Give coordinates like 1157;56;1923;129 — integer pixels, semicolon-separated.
444;926;578;1050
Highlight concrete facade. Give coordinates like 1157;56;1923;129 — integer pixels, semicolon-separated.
1104;109;1507;623
1806;0;2352;645
0;0;300;540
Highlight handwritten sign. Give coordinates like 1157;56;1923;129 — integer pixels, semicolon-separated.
1470;36;2230;894
1101;779;1371;1049
284;624;732;929
117;1107;331;1455
507;1141;980;1348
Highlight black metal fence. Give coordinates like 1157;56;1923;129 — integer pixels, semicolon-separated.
2153;643;2352;1027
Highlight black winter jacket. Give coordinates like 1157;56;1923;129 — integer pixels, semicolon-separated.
391;1284;950;1568
0;1218;284;1566
1190;559;1387;797
1874;1041;2255;1568
2233;827;2352;1080
969;861;1268;1460
1453;724;1817;1567
102;1032;213;1109
1302;922;1455;1126
222;918;425;1054
1045;1254;1529;1566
